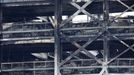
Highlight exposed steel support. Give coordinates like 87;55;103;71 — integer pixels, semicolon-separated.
0;0;134;75
102;0;109;74
54;0;62;75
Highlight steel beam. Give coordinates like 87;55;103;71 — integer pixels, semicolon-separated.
103;0;109;64
3;25;134;34
2;29;53;34
1;32;134;42
54;0;62;75
101;0;110;74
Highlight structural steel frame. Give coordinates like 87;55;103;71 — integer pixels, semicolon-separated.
53;0;134;75
0;0;134;75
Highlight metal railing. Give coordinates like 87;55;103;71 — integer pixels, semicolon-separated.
2;58;134;73
1;61;54;71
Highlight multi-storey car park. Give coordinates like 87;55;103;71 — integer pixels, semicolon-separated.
0;0;134;75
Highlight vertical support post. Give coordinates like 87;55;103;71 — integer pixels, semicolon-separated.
103;0;109;74
33;62;36;75
0;2;3;74
54;0;62;75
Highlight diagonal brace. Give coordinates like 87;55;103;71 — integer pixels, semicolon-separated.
106;31;134;64
60;0;94;28
59;31;104;67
